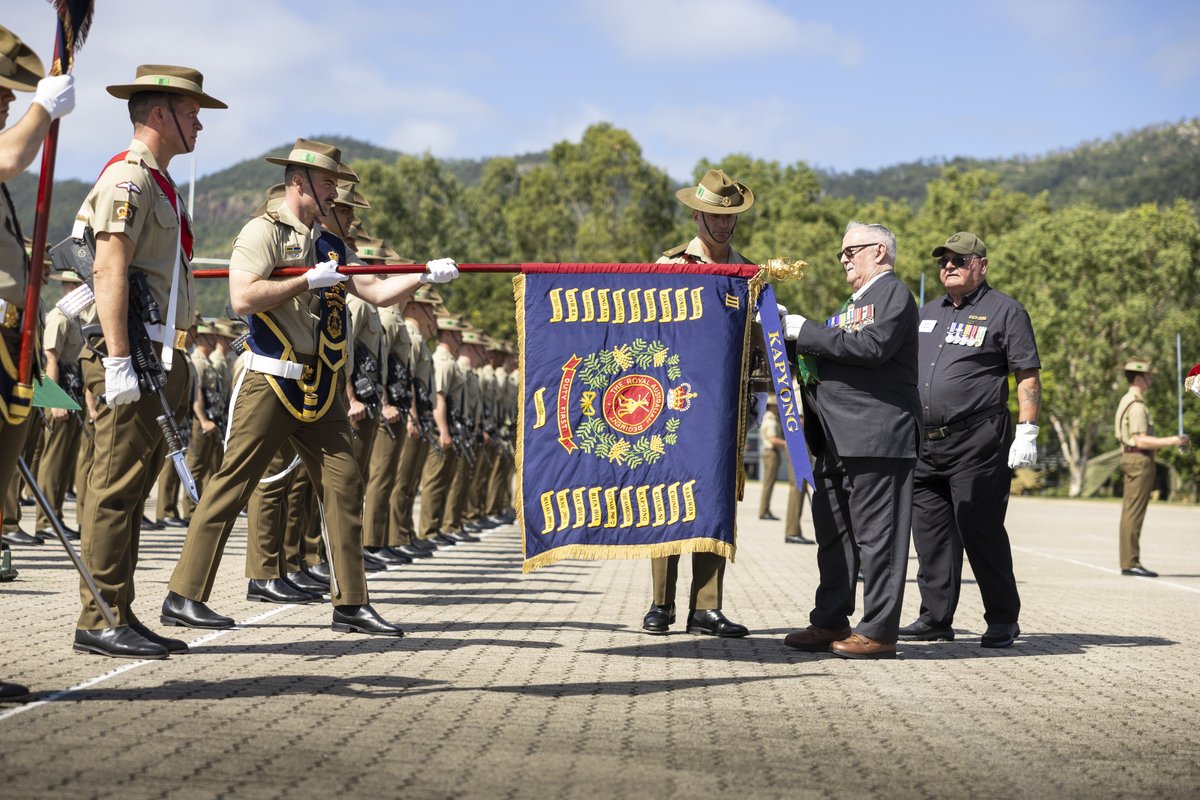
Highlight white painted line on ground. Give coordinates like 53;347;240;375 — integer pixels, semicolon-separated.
1012;545;1200;595
0;603;298;724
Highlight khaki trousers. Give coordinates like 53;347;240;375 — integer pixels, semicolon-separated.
485;445;513;516
280;460;322;572
393;434;428;541
467;443;493;521
168;369;368;606
784;458;809;538
651;552;725;610
78;349;190;630
758;447;780;516
156;458;180;519
1119;452;1156;570
35;414;82;531
3;410;40;532
364;426;405;548
444;451;473;531
245;444;297;580
418;446;457;539
182;418;221;518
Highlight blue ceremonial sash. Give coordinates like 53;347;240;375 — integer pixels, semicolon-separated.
757;285;814;490
515;263;758;572
245;231;348;421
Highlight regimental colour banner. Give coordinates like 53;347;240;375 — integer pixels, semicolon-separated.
514;263;760;572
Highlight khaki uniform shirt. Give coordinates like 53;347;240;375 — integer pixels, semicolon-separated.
457;355;481;426
657;236;752;267
210;347;233;397
79;138;196;325
0;185;26;309
759;409;782;455
229;201;331;354
406;318;433;391
191;348;222;419
478;364;496;430
431;345;459;399
345;293;384;383
43;307;86;361
1116;385;1151;447
379;306;412;384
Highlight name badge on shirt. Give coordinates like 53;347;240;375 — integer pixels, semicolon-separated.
945;322;986;347
919;319;937;333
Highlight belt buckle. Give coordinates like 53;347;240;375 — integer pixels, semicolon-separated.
925;426;948;441
173;329;189;350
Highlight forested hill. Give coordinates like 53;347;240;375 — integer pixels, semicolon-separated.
815;119;1200;210
7;118;1199;259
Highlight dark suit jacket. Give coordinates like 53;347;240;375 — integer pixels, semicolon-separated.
795;272;921;460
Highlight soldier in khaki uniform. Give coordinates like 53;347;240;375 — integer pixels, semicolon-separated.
392;285;441;550
162;138;458;637
482;341;516;525
443;327;485;542
418;314;468;545
181;320;224;521
757;401;783;520
642;169;753;639
34;274;92;541
72;65;222;660
1114;360;1188;577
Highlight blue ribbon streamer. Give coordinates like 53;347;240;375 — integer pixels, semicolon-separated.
757;285;815;490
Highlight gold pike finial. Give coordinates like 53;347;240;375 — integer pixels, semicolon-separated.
763;258;807;282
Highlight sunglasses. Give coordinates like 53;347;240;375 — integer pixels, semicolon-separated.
839;242;882;261
938;254;976;269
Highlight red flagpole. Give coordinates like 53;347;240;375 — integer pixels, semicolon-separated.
190;263;696;279
16;33;64;389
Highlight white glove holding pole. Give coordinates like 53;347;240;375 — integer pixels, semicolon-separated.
102;356;140;406
306;259;346;290
34;74;75;121
1007;422;1039;468
753;302;788;324
782;314;807;340
420;257;459;284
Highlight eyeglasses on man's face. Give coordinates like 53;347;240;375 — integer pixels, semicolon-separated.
839;242;882;261
938;254;977;269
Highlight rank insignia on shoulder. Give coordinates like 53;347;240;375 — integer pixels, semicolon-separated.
114;180;142;195
112;201;136;225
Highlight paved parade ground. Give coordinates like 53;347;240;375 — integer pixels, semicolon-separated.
1;486;1198;800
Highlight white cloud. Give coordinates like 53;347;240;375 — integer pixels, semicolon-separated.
510;103;613;155
583;0;864;67
1149;35;1200;87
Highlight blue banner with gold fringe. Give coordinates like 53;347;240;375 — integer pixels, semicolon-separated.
515;263;760;572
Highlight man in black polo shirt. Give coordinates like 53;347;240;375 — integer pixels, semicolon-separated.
900;231;1041;649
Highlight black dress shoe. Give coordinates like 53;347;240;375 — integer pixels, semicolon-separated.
642;603;675;634
409;538;438;551
141;515;163;531
759;512;780;520
247;578;319;604
390;544;432;559
362;554;388;572
898;619;955;641
158;516;189;528
1121;565;1158;577
431;533;458;547
18;496;34;507
305;562;332;582
160;591;235;629
73;626;168;659
0;681;30;699
287;569;329;594
364;546;411;566
980;622;1020;649
64;490;77;502
462;522;483;533
130;621;189;654
331;604;404;637
2;529;42;546
686;609;749;638
784;534;815;545
448;530;480;543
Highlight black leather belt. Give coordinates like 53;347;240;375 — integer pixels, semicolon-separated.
924;404;1006;441
1122;446;1152;455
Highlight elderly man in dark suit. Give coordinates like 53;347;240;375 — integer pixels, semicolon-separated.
779;222;921;659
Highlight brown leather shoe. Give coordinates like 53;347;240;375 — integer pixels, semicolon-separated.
830;632;897;660
783;625;851;652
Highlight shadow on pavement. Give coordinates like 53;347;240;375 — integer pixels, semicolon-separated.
191;635;562;658
26;674;448;702
475;673;825;697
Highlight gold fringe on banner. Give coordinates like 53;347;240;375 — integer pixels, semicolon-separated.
522;536;735;574
512;274;529;562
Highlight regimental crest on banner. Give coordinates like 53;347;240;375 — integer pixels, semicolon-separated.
515;264;760;572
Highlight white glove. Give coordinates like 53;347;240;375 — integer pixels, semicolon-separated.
753;302;789;324
420;257;459;284
34;74;75;121
102;356;140;406
306;259;346;290
752;391;768;428
1007;422;1039;468
782;314;807;340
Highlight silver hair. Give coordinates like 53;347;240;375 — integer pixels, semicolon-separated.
845;221;897;262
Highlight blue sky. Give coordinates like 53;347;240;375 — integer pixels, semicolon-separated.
7;0;1199;184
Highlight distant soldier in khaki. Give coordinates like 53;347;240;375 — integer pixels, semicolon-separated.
757;399;783;520
418;313;468;546
642;169;752;638
154;326;196;529
162;138;458;637
443;326;485;542
392;285;441;550
35;272;92;541
1114;359;1188;578
74;65;223;660
181;319;224;521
